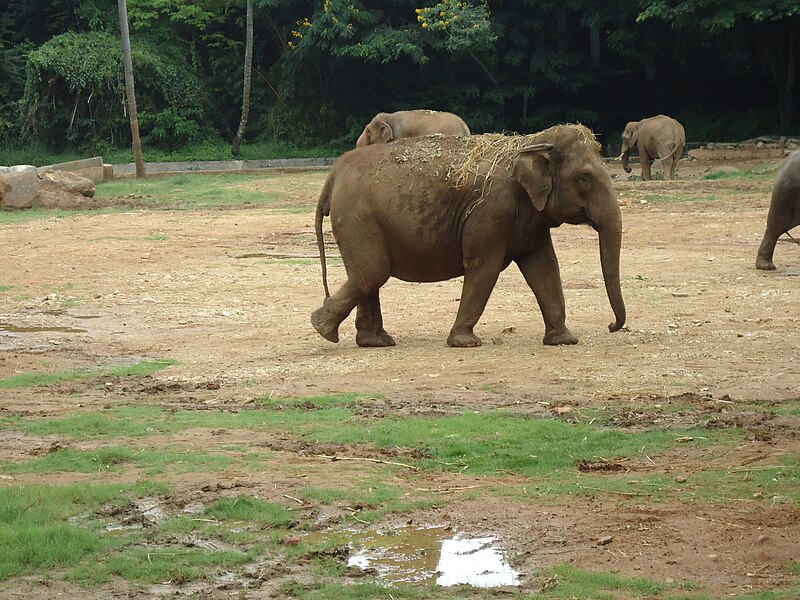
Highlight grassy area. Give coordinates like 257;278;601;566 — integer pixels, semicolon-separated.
0;359;175;389
1;392;797;595
0;139;346;168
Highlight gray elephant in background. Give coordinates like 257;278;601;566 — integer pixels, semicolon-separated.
356;109;470;147
619;115;686;180
756;149;800;270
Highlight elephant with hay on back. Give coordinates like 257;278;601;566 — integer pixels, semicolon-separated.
311;125;626;348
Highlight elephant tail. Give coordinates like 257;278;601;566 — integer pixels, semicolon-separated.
316;174;334;298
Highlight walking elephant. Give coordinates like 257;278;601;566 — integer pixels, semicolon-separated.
355;109;470;148
756;149;800;270
619;115;685;180
312;125;626;348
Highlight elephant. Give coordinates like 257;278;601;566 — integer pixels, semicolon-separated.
311;125;626;348
618;115;685;180
756;149;800;270
355;109;470;148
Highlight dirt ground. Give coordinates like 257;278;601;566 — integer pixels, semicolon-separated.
1;156;799;598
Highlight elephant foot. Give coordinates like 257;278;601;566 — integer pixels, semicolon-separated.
543;327;578;346
447;330;482;348
311;307;339;343
755;258;776;271
356;329;396;347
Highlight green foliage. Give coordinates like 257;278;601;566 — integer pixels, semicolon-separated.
19;31;208;151
5;0;799;156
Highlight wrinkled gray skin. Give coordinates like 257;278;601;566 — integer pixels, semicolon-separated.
756;149;800;270
620;115;686;180
312;126;626;348
355;109;470;147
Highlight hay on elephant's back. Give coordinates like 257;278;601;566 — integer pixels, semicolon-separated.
386;125;600;199
448;124;600;191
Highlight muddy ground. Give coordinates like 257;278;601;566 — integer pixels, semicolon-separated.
1;156;799;598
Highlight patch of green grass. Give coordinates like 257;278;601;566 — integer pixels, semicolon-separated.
71;546;255;585
0;482;168;581
90;235;168;242
0;285;11;292
702;164;779;180
205;496;296;527
3;446;233;476
0;358;175;389
643;192;698;203
95;173;282;209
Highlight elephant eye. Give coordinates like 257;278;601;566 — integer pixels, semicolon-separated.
576;175;591;191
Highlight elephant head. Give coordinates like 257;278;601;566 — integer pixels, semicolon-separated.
511;132;626;333
619;121;639;173
356;118;394;147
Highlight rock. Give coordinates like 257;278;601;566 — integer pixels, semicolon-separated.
0;165;40;208
41;170;96;198
0;177;10;202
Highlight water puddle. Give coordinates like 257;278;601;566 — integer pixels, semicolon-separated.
315;525;520;588
0;322;86;333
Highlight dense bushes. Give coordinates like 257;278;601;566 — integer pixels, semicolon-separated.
19;31;208;153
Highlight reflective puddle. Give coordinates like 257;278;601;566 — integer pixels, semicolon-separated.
319;526;520;587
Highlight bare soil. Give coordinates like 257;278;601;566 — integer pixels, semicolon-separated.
1;157;798;598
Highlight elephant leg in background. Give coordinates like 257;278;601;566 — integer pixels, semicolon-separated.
667;146;683;180
355;292;395;347
640;150;654;181
446;254;505;348
516;241;578;345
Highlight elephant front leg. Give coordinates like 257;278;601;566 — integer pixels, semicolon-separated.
447;257;503;347
516;244;578;345
355;292;396;347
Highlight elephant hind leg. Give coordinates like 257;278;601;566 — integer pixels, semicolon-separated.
355;292;395;347
312;252;391;343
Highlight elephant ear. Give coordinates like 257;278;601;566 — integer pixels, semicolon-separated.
377;121;394;143
511;143;554;211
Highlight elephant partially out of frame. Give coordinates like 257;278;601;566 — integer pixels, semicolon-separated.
619;115;686;180
756;149;800;270
312;125;626;348
355;109;470;148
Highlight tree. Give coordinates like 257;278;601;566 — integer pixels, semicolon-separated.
639;0;800;127
232;0;254;157
118;0;145;176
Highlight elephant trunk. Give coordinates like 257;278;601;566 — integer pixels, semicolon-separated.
621;147;632;173
595;205;626;332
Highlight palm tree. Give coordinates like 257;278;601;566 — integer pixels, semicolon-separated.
231;0;254;157
117;0;145;177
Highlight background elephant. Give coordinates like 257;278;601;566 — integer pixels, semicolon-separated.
756;149;800;270
619;115;686;180
313;125;626;348
355;109;470;147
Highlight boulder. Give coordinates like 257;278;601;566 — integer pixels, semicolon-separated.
40;170;96;198
0;166;97;209
0;165;40;208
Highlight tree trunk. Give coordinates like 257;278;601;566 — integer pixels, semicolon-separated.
761;17;799;128
232;0;254;157
117;0;145;177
